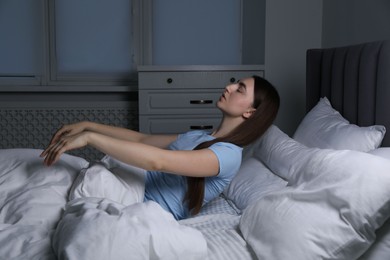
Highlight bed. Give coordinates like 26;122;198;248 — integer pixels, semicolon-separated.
1;39;390;260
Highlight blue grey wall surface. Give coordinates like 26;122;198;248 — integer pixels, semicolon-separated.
322;0;390;48
264;0;323;135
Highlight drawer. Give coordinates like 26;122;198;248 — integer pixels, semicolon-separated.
138;70;264;90
139;115;222;134
139;89;223;115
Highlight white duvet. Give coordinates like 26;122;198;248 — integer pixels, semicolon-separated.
0;149;207;260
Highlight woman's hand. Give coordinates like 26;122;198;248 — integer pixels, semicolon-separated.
40;131;90;166
48;121;89;146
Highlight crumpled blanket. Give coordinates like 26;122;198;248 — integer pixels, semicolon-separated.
53;198;208;260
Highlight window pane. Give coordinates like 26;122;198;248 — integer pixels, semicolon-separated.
55;0;134;75
152;0;241;65
0;0;44;76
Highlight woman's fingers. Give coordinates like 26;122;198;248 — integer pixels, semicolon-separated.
41;138;61;157
42;136;70;166
49;127;71;145
45;150;61;166
49;123;85;145
40;124;70;165
40;142;54;157
41;132;89;166
42;140;65;166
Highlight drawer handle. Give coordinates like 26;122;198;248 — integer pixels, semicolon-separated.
190;100;213;105
230;77;236;83
190;125;213;130
167;78;173;84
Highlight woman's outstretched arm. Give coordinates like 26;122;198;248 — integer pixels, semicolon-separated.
41;131;219;178
49;121;178;149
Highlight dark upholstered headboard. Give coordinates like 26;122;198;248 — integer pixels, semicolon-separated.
306;40;390;147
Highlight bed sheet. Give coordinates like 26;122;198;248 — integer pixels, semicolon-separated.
181;195;256;260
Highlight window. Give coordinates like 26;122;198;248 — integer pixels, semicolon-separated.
52;0;137;82
0;0;45;85
0;0;148;89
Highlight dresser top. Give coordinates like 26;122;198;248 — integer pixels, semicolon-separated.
137;65;265;72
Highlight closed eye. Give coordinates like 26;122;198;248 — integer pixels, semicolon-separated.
237;81;247;93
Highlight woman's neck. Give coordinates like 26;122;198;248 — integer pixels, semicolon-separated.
212;116;244;138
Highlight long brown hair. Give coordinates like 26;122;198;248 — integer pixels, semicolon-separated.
184;75;280;215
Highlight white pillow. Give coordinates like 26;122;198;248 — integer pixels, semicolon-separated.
240;144;390;259
293;97;386;152
223;157;287;210
359;147;390;260
359;219;390;260
252;125;311;182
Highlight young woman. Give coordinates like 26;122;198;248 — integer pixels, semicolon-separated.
40;75;280;220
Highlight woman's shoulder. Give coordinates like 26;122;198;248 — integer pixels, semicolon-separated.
169;130;213;150
177;130;213;141
180;130;211;137
209;141;243;155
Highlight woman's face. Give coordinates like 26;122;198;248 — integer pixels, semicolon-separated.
217;77;256;118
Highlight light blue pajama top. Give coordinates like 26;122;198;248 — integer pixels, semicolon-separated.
144;130;242;220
